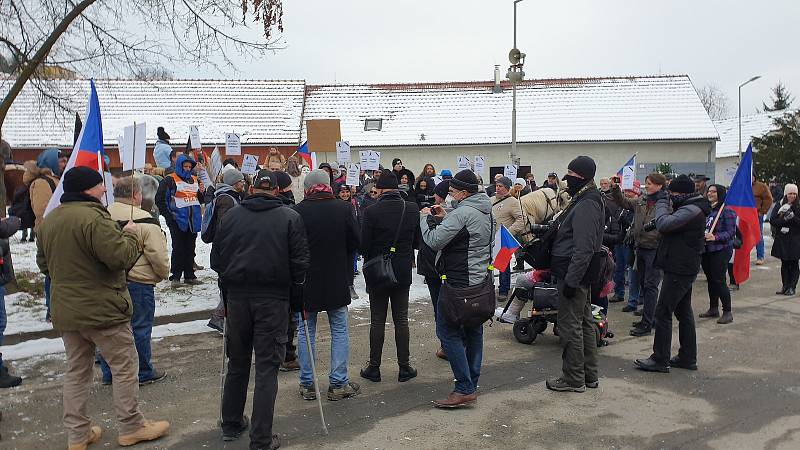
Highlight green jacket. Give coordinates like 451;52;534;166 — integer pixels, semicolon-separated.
36;200;141;331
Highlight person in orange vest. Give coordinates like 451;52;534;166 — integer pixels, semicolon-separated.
156;154;205;288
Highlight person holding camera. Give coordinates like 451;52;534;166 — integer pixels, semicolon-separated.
611;173;667;336
770;183;800;295
546;156;604;393
635;174;710;373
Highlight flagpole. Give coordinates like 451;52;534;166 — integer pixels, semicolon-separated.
708;202;725;235
97;147;110;206
131;121;136;220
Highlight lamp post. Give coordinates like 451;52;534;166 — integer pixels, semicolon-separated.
738;75;761;160
507;0;525;166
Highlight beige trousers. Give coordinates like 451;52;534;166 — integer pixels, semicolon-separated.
61;322;145;444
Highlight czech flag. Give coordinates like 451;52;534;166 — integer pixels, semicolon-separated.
45;79;113;216
725;144;760;284
616;153;636;178
297;141;313;167
492;225;521;272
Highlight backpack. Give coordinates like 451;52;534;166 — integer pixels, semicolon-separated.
200;191;236;243
9;176;56;224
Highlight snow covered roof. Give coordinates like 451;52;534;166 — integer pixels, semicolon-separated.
301;75;719;147
1;79;305;148
713;110;788;158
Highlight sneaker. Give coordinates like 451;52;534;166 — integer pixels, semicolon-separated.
117;420;170;446
717;311;733;324
755;259;765;265
184;278;203;286
68;425;102;450
621;305;637;313
668;356;698;371
349;286;359;300
360;363;381;382
546;377;585;393
207;318;224;333
253;434;281;450
433;391;477;408
699;309;719;318
139;370;167;386
279;359;300;372
585;380;599;389
327;382;361;401
398;364;417;382
634;358;669;373
222;415;249;442
0;366;22;388
298;384;316;400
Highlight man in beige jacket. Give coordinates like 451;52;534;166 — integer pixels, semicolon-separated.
99;176;171;386
491;176;525;301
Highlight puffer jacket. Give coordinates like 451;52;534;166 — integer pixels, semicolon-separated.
421;192;493;288
654;193;712;275
36;197;141;331
770;199;800;260
153;139;173;169
155;154;204;233
30;149;62;232
107;201;170;285
612;185;660;250
491;193;525;237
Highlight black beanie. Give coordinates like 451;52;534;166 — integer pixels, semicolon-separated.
434;180;450;199
63;166;104;193
669;174;695;194
375;170;398;189
450;169;479;193
157;126;170;141
274;171;292;190
567;156;596;180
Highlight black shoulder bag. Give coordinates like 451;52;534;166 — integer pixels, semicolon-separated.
363;200;407;292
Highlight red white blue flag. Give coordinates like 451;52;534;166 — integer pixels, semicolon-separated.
297;141;313;167
492;225;521;272
725;143;760;284
45;79;113;216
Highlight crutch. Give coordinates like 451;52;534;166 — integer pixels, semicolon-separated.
300;310;328;435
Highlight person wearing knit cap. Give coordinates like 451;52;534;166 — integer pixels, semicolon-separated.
37;167;173;447
153;127;173;169
419;169;492;407
546;156;604;393
770;182;800;296
359;169;421;385
490;175;525;302
390;159;415;191
273;171;295;205
634;173;711;374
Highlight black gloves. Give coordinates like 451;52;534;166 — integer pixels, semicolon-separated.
290;283;304;313
562;284;576;298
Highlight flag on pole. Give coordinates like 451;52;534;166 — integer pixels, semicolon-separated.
725;143;760;284
492;225;521;272
297;141;313;167
45;79;113;216
617;153;637;190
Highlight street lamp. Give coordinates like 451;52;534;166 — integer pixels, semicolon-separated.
738;75;761;160
507;0;525;166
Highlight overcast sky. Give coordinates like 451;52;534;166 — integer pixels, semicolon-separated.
172;0;798;116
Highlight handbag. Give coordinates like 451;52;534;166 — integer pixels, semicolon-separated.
363;201;407;291
440;274;496;328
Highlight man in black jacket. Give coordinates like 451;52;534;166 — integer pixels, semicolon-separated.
211;169;310;450
635;175;710;373
359;170;421;384
546;156;604;393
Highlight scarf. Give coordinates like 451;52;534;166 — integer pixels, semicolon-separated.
305;184;333;196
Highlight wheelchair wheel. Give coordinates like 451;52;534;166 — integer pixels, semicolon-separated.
513;319;537;345
531;317;548;335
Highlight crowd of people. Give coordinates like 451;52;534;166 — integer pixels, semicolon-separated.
0;129;794;449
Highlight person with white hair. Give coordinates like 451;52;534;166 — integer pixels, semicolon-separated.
770;183;800;295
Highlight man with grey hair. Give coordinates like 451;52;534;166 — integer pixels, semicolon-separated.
99;176;170;386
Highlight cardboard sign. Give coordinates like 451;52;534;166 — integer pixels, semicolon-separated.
225;133;241;156
346;163;360;186
504;164;518;179
121;122;147;171
190;126;201;150
474;155;485;175
307;119;341;152
241;154;259;175
457;155;471;171
336;141;351;163
360;151;380;171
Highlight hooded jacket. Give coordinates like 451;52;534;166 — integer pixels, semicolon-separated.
211;194;309;297
421;192;493;288
107;201;170;285
155;154;204;233
30;149;61;232
769;197;800;260
654;193;712;275
153;139;173;169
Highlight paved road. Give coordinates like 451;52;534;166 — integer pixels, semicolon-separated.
2;259;800;449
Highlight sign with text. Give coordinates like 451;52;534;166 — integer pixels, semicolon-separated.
504;164;518;179
225;133;241;156
346;163;360;186
336;141;351;163
190;126;201;149
360;150;381;171
241;154;259;175
474;155;485;176
457;155;471;171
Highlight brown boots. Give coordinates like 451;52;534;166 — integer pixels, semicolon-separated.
117;420;170;447
67;425;102;450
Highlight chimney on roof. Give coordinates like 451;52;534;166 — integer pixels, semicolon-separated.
493;65;503;93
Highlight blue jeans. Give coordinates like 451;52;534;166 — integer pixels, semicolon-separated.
0;284;6;367
44;275;51;320
756;215;765;259
613;244;627;298
296;306;350;388
435;293;483;395
627;268;641;309
100;282;156;382
499;266;511;295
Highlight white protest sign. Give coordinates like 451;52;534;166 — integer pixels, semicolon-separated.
241;154;259;175
197;168;213;189
457;155;471;171
336;141;351;163
360;150;380;171
504;164;518;179
190;126;201;149
121;122;147;171
209;146;223;181
225;133;241;156
621;166;636;190
346;163;360;186
474;155;485;175
311;152;318;170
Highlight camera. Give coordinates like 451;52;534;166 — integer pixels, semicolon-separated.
643;219;657;232
530;222;553;235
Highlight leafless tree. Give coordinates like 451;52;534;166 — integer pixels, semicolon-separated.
0;0;285;139
697;84;731;120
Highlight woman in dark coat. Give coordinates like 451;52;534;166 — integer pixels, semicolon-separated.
770;183;800;295
699;184;737;323
414;177;435;209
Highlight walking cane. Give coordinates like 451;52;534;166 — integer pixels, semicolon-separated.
300;310;329;435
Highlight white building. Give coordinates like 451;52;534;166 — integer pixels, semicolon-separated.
713;110;787;184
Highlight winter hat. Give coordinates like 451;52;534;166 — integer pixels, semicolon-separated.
495;176;512;189
375;170;399;189
668;174;695;194
157;126;170;141
304;169;331;189
567;156;596;180
318;162;332;171
274;171;292;190
440;169;452;179
392;158;403;167
434;179;450;199
252;169;277;190
63;166;103;193
450;169;479;193
222;168;244;186
784;183;798;197
514;178;526;187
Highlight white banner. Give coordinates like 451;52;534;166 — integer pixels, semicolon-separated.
190;125;201;149
474;155;485;176
225;133;241;156
504;164;518;179
336;141;351;163
241;154;259;175
346;163;360;186
121;122;147;171
457;155;471;171
360;150;380;171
